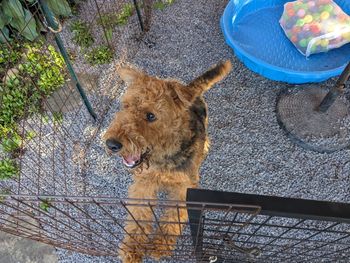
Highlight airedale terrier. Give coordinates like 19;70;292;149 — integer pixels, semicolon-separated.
104;60;232;262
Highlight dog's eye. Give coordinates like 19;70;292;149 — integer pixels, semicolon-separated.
146;112;156;122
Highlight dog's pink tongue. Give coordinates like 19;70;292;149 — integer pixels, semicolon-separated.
123;155;140;167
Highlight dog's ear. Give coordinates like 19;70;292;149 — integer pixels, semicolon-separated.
118;67;144;85
174;60;232;106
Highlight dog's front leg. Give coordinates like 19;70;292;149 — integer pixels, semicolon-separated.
150;178;195;260
119;177;159;263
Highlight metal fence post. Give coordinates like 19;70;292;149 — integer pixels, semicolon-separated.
133;0;145;31
38;0;97;120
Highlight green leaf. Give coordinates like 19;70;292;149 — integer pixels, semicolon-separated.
0;158;19;180
35;17;47;33
9;9;38;41
106;28;112;42
0;13;11;28
153;1;166;10
0;27;11;43
39;199;52;212
2;0;25;21
47;0;72;17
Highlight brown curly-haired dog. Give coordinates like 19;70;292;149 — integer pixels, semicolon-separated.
104;60;232;262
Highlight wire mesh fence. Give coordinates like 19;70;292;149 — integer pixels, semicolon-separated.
187;189;350;263
1;0;350;262
1;189;350;262
0;194;260;260
0;0;151;198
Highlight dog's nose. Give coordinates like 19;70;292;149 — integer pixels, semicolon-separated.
106;139;123;152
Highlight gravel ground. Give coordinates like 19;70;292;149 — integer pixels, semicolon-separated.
73;0;350;203
58;0;350;261
3;0;350;262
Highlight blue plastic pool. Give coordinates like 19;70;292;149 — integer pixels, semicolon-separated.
221;0;350;83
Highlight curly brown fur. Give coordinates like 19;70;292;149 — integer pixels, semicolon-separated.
104;61;232;262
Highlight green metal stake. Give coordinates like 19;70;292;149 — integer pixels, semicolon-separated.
133;0;144;31
38;0;97;120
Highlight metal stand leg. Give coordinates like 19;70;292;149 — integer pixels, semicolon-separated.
318;62;350;112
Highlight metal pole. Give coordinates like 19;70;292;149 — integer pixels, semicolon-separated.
38;0;97;120
318;62;350;113
93;0;112;49
133;0;145;31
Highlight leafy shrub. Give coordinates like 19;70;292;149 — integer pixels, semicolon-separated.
0;0;72;42
95;3;134;44
0;41;66;160
0;42;66;127
0;42;21;66
85;45;113;65
114;3;134;26
0;158;19;179
47;0;72;17
70;20;94;48
1;130;22;153
53;111;64;125
97;3;134;31
153;0;175;10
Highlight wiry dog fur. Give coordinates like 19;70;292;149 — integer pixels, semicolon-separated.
104;61;232;262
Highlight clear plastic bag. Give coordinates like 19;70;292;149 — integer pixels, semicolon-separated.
280;0;350;57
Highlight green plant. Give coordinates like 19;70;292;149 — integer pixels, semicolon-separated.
39;199;52;212
26;45;66;94
41;114;50;124
0;0;72;43
0;42;67;129
70;20;94;48
85;45;113;65
26;130;36;140
97;3;134;30
0;189;10;203
1;130;22;153
116;3;134;25
153;0;175;10
0;158;19;180
46;0;72;17
153;1;166;10
52;111;63;125
0;41;67;163
0;42;21;66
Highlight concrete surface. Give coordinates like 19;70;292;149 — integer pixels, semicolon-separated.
0;230;57;263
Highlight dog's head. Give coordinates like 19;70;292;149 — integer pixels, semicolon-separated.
103;61;232;170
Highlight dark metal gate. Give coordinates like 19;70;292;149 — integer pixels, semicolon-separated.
1;189;350;262
187;189;350;263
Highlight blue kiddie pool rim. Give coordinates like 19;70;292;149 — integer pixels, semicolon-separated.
221;0;349;84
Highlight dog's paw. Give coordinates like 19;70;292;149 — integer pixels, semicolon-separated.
148;236;175;260
119;236;147;263
118;245;143;263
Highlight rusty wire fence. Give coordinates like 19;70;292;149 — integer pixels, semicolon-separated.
0;0;151;198
0;0;154;256
1;188;350;262
1;0;350;262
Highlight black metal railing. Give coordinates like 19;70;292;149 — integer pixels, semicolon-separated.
187;189;350;263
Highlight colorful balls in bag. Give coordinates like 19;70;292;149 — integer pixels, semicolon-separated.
280;0;350;56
